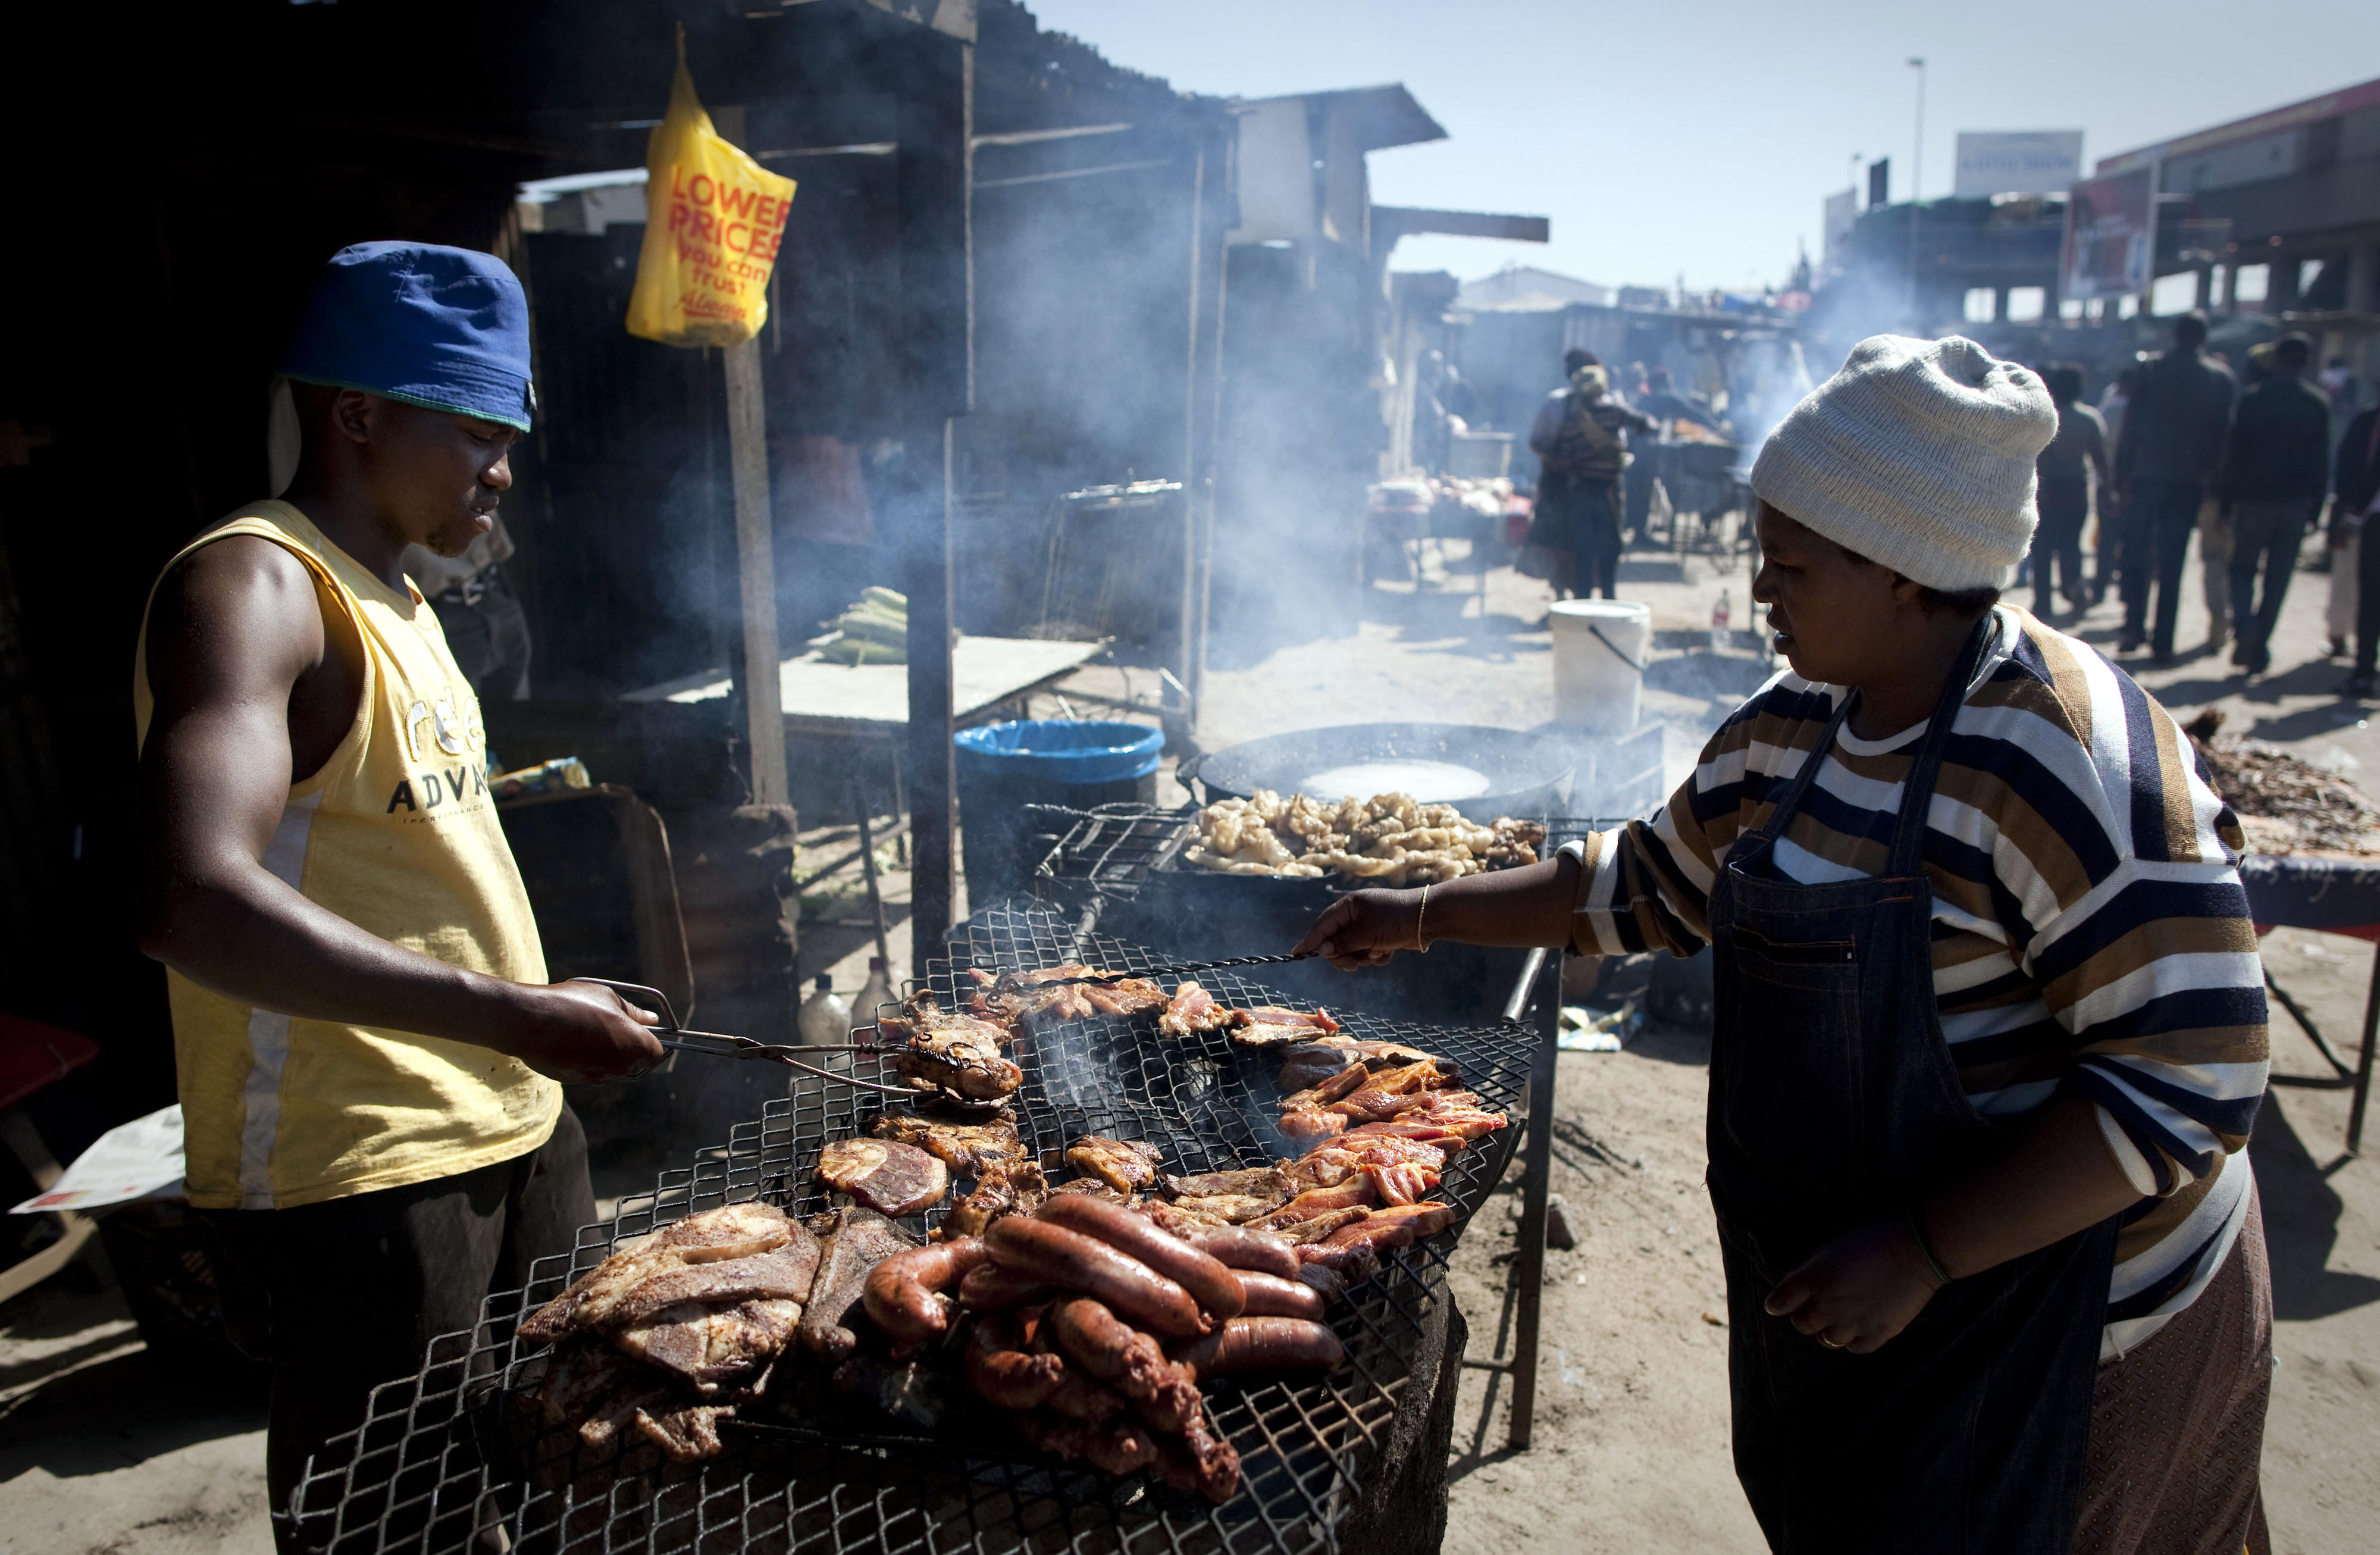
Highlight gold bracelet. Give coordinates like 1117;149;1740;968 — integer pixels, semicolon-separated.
1416;882;1432;952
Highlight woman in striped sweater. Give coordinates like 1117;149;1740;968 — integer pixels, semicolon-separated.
1298;336;2272;1555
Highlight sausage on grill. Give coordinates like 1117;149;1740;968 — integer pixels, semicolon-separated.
1032;1193;1246;1321
861;1237;990;1346
985;1217;1208;1338
1169;1224;1301;1282
957;1260;1057;1311
1169;1316;1345;1379
1233;1269;1326;1321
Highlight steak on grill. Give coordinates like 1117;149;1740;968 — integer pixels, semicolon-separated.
799;1207;915;1361
869;1110;1028;1177
817;1137;950;1216
519;1202;794;1342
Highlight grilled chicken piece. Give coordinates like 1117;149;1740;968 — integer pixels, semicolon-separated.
964;965;1094;1027
1324;1062;1460;1124
1158;979;1233;1038
1064;1135;1166;1193
870;1112;1029;1177
1164;1193;1289;1226
519;1202;794;1343
1227;1005;1341;1050
799;1207;916;1360
614;1297;802;1393
947;1160;1048;1239
1161;1164;1297;1225
1282;1063;1371;1112
1276;1040;1363;1091
883;997;1027;1102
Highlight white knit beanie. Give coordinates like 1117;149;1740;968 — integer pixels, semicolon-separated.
1750;334;2056;592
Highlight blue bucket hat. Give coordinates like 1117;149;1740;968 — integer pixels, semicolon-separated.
280;242;535;431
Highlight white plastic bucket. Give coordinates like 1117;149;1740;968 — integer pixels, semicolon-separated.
1549;599;1651;733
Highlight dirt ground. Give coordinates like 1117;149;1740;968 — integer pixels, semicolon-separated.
5;527;2378;1553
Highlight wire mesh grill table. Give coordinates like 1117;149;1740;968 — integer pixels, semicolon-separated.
292;903;1537;1555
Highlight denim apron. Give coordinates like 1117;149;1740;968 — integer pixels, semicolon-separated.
1705;620;2118;1553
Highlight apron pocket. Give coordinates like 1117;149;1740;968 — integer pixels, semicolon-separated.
1718;930;1867;1189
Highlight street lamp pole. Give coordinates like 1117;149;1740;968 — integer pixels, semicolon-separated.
1908;56;1926;326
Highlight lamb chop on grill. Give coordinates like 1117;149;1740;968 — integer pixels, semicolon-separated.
947;1158;1048;1238
519;1202;798;1343
1158;979;1232;1038
799;1207;916;1361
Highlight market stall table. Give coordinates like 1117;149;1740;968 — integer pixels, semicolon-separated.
2241;852;2380;1154
621;637;1105;739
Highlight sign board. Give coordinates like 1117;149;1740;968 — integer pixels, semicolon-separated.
1954;131;2084;198
1822;187;1858;267
2060;165;2157;301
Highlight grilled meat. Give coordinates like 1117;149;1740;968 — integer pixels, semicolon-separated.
1249;1180;1377;1230
1271;1206;1373;1245
817;1137;950;1216
1165;1165;1295;1201
1081;978;1167;1017
1046;1175;1133;1203
634;1401;732;1462
870;1111;1028;1177
879;994;1025;1101
947;1160;1047;1239
1275;1041;1363;1092
798;1207;915;1361
1312;1201;1455;1258
1064;1135;1166;1193
519;1202;794;1343
593;1232;821;1332
1291;1132;1448;1187
1227;1005;1341;1050
1277;1106;1347;1148
614;1297;801;1393
1157;979;1232;1038
1365;1162;1440;1206
964;965;1094;1027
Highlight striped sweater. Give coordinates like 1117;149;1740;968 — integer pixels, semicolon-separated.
1564;606;2266;1357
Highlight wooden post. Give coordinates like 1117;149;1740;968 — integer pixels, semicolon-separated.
723;336;788;806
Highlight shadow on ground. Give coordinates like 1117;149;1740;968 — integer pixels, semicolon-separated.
1;1346;267;1475
2250;1087;2380;1324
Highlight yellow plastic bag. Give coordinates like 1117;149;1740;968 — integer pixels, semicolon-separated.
626;32;797;348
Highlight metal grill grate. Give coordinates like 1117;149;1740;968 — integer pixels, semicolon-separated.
293;905;1533;1555
1025;803;1198;904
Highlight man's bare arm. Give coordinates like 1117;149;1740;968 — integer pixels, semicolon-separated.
136;537;660;1082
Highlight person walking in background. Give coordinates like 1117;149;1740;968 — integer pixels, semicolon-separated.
2223;334;2334;675
2030;365;2107;619
2094;365;2138;606
1530;350;1654;600
2114;313;2235;662
2338;399;2380;696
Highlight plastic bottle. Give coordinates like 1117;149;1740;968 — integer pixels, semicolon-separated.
855;956;895;1025
1711;587;1731;651
797;974;851;1048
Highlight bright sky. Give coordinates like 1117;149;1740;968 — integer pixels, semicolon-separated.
1023;0;2380;293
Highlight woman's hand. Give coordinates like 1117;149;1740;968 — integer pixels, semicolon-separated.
1292;888;1423;970
1762;1216;1945;1354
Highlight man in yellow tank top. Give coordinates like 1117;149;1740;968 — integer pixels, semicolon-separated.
133;243;663;1551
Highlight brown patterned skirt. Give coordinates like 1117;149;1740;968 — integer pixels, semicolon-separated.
2071;1181;2273;1555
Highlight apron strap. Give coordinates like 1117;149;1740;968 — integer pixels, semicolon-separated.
1750;683;1861;846
1883;614;1998;878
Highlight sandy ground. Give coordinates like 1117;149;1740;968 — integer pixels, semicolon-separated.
5;525;2378;1553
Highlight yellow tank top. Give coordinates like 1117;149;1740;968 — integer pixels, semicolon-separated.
133;500;559;1210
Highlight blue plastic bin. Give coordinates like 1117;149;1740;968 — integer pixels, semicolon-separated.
954;720;1164;904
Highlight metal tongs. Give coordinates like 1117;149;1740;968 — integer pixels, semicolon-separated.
569;978;916;1095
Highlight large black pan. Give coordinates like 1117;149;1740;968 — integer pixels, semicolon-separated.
1178;722;1575;823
